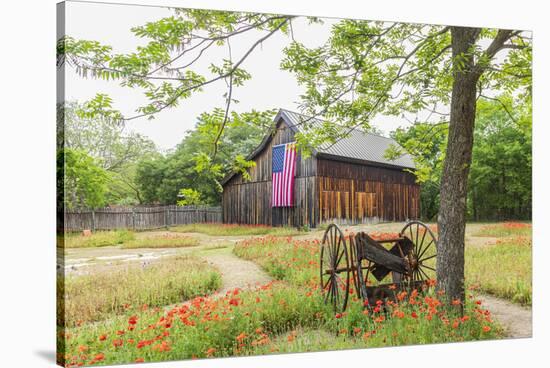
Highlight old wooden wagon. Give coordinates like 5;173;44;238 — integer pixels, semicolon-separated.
221;109;419;228
320;221;438;312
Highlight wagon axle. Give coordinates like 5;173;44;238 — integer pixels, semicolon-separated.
320;221;438;312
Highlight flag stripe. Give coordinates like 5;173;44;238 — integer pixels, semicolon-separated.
272;143;297;207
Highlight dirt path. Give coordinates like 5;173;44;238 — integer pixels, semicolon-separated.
202;250;272;294
479;294;532;338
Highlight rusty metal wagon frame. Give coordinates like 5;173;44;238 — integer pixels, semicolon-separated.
320;221;438;312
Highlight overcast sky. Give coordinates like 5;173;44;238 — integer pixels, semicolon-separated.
63;1;421;151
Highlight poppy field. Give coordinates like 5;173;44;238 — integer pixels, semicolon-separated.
57;224;514;367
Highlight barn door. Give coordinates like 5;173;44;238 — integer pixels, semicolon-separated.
355;192;377;221
321;190;350;223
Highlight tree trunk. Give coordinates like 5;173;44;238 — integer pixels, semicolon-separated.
436;27;481;304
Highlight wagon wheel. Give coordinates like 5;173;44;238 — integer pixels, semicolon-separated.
320;224;350;312
399;221;438;285
349;236;373;298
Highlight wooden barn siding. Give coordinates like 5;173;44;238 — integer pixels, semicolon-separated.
316;159;420;224
222;119;318;227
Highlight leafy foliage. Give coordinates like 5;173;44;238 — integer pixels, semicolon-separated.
135;109;275;205
59;102;158;206
390;96;531;221
60;148;109;209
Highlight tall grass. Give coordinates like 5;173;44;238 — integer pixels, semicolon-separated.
466;236;532;305
59;256;221;327
170;223;302;236
474;222;532;237
62;230;135;248
122;234;200;249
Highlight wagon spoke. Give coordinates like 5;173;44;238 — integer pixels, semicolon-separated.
420;253;437;263
418;268;430;280
415;222;419;253
421;264;436;272
417;227;428;258
417;239;434;261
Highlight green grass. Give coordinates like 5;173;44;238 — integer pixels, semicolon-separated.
170;223;303;237
473;222;532;237
121;235;200;249
62;230;135;248
466;235;532;305
58;255;221;327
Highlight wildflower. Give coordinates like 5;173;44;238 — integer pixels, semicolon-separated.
452;299;461;306
116;330;125;336
255;327;263;334
236;332;247;342
482;326;491;333
98;334;107;342
112;339;123;348
78;345;88;353
353;327;362;335
287;332;296;342
452;320;459;329
335;313;343;319
93;353;105;362
374;316;385;323
475;300;482;305
229;298;240;306
411;312;418;319
128;315;138;325
393;310;405;319
135;358;145;363
362;309;369;316
206;347;217;357
152;341;171;352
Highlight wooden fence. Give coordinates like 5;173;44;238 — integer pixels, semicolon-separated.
62;205;222;232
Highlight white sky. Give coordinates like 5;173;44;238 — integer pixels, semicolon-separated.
64;1;418;151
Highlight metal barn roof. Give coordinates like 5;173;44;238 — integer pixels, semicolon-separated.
221;109;415;185
278;109;416;170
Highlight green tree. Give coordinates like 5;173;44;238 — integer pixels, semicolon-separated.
390;122;448;221
135;109;274;205
59;148;108;209
60;101;157;205
469;97;532;220
176;188;204;206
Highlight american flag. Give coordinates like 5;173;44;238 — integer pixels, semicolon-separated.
271;142;297;207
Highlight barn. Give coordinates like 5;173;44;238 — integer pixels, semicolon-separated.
221;109;419;228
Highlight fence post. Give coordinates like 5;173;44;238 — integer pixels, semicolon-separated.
132;208;136;230
165;206;169;229
91;210;96;232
